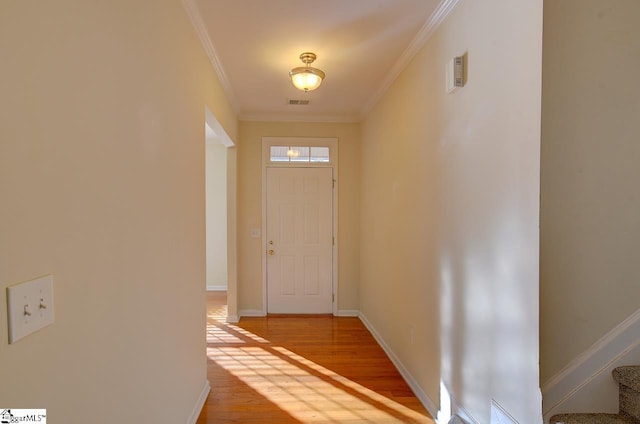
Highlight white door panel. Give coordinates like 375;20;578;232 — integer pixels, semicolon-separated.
266;167;333;313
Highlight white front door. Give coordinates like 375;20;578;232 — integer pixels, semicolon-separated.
266;167;333;313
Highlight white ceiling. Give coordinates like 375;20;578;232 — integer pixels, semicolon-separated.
188;0;446;122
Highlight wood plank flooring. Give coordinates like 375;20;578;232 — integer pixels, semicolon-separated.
197;291;434;423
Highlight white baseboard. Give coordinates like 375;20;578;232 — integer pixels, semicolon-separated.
448;415;472;424
335;309;359;317
187;379;210;424
453;401;480;424
237;309;357;318
439;380;479;424
542;307;640;422
238;309;266;317
206;285;227;291
359;312;439;420
491;399;518;424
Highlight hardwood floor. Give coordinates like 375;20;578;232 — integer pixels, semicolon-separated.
197;291;434;423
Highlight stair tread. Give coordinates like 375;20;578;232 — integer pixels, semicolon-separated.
550;413;635;424
613;366;640;391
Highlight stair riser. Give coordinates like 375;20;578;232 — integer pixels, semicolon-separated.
548;367;640;424
619;384;640;422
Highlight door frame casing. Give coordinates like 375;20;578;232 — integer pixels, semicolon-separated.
261;137;338;315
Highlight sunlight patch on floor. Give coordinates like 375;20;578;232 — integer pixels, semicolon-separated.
207;343;431;423
207;304;227;320
207;324;245;344
207;321;270;344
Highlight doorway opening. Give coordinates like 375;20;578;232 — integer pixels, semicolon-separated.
205;107;237;321
261;137;338;315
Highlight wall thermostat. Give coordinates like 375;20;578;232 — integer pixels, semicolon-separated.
446;55;465;93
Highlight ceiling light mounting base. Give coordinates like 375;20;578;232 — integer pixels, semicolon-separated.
299;52;317;65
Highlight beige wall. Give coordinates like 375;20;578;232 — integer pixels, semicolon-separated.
237;121;360;313
206;143;228;289
0;0;237;422
360;1;543;422
540;0;640;382
360;59;441;414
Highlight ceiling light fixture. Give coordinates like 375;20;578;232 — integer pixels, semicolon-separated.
289;52;325;92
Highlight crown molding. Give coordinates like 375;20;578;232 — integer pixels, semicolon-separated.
183;0;460;124
358;0;462;120
182;0;240;114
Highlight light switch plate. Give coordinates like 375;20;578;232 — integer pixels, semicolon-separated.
7;275;54;343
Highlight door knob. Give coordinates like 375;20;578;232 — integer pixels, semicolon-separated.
267;249;275;256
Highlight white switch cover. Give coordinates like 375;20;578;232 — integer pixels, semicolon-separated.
250;228;261;238
7;275;54;343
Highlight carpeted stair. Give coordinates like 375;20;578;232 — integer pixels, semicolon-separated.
550;366;640;424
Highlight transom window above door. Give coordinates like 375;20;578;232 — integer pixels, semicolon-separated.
263;137;337;167
270;146;330;163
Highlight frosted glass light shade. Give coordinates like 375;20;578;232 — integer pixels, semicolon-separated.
289;67;325;92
